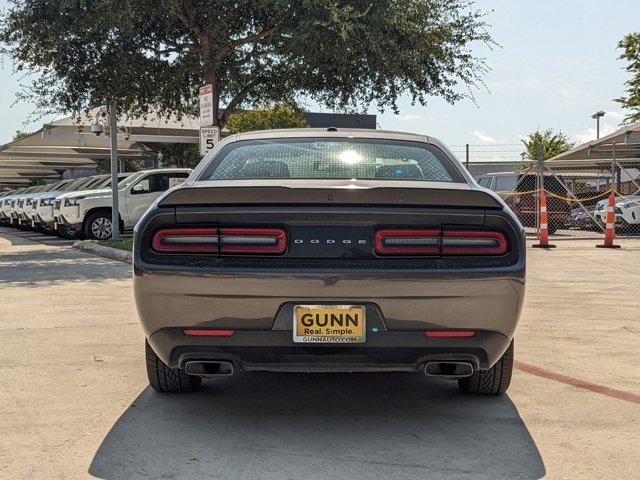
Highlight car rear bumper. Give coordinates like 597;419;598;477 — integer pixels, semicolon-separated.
136;268;524;370
149;328;511;372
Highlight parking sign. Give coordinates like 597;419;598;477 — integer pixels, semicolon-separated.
199;126;220;156
199;84;214;127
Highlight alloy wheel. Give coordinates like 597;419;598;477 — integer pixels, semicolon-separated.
91;217;112;239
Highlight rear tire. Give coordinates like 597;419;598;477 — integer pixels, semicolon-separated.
458;340;514;395
145;340;202;393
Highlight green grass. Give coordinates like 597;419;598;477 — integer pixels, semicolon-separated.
86;238;133;252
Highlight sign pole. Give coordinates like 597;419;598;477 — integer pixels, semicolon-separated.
109;100;119;241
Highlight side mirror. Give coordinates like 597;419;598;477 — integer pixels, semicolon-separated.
132;184;144;193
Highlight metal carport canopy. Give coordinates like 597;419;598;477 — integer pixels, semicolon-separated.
546;121;640;170
0;108;199;187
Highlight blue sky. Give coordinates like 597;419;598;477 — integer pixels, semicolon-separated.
1;0;640;160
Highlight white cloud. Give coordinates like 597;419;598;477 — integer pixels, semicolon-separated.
604;110;625;120
394;114;424;122
471;130;505;144
573;122;617;145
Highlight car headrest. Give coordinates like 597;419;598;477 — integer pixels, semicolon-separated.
242;160;291;179
375;164;424;180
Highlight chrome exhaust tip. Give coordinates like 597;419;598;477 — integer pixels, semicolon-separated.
424;361;474;378
184;361;234;378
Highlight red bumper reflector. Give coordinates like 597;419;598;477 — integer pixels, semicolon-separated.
424;330;475;338
184;329;235;337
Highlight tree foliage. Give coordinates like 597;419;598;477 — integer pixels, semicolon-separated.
615;32;640;124
12;130;31;141
521;128;574;162
1;0;493;126
225;104;308;134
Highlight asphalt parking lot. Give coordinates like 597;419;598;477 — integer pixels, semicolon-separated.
1;226;639;479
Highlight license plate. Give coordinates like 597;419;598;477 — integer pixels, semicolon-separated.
293;305;366;343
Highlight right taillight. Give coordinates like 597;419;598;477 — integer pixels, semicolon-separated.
374;229;508;256
441;230;508;255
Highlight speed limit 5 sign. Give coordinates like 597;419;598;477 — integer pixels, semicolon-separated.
199;126;220;156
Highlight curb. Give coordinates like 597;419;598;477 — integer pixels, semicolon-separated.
72;240;132;264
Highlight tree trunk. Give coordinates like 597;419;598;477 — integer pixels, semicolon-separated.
205;69;221;127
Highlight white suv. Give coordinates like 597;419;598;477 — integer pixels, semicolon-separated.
54;168;191;239
595;195;640;228
34;174;132;232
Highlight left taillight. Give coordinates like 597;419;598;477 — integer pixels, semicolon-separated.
152;228;219;253
151;227;287;255
219;228;286;254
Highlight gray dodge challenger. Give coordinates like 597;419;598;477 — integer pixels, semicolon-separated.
134;128;525;395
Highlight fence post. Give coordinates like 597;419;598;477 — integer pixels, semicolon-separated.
465;144;469;170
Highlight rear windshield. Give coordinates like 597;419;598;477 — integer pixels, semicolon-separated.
517;175;563;192
199;138;464;183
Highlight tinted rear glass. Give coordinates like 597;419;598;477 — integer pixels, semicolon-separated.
495;175;517;191
200;138;463;183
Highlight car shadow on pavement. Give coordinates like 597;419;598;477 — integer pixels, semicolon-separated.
89;372;545;480
0;249;129;287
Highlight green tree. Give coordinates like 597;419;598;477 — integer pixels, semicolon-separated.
1;1;493;127
225;104;308;134
615;32;640;124
12;130;31;141
521;128;574;165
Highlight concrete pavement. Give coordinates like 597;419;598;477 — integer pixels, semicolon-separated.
0;227;638;479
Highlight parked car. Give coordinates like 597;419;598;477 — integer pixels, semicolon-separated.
4;186;39;228
54;168;191;239
0;188;23;224
16;176;107;231
33;174;132;232
595;195;640;228
565;206;600;230
476;172;570;234
134;128;525;395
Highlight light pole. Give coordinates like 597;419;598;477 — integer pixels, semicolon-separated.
591;111;605;140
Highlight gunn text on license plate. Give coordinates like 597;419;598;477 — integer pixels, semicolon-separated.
293;305;366;343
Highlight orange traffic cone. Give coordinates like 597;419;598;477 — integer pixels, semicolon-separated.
596;191;621;249
532;189;556;248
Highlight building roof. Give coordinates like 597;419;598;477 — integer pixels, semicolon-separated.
547;121;640;169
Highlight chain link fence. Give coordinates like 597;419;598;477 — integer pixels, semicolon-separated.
462;145;640;240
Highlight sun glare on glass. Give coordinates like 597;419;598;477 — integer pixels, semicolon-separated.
339;150;362;165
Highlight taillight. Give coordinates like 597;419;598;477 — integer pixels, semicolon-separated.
151;227;286;255
374;229;508;256
152;228;218;253
442;230;507;255
219;228;286;254
374;229;440;255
